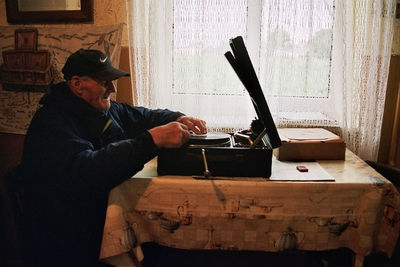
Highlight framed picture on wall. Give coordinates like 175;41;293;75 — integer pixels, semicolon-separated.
5;0;93;23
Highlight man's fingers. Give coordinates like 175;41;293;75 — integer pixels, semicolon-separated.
177;116;207;134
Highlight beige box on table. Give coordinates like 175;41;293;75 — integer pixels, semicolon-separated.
274;128;346;161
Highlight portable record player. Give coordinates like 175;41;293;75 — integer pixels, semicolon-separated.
157;36;281;178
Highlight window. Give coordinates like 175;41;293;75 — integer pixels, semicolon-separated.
143;0;339;131
128;0;395;160
173;0;248;96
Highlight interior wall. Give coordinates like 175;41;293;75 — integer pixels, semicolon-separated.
379;56;400;167
0;0;129;45
378;2;400;167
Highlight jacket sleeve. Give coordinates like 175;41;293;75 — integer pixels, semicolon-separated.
66;131;157;193
111;103;185;136
21;108;159;194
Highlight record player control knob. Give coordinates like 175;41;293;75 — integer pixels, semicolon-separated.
201;149;212;178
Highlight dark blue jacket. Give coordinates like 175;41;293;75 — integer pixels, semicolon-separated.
20;82;183;266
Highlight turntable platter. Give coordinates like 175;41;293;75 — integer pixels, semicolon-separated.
188;132;231;146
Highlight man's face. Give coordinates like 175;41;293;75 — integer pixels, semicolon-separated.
78;77;116;110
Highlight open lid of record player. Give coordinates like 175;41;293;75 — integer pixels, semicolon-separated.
224;36;281;149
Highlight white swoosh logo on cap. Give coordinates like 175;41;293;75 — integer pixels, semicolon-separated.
100;56;108;63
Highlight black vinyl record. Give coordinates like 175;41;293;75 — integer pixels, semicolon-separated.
188;132;231;146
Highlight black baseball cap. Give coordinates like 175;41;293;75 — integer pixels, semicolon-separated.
62;49;130;81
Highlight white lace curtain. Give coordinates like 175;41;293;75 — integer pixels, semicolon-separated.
126;0;396;161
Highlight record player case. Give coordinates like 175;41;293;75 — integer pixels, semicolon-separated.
157;36;281;178
157;133;276;178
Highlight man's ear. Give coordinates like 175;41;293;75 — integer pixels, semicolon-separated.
69;76;84;97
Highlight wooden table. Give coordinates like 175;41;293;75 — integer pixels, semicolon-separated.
99;149;400;267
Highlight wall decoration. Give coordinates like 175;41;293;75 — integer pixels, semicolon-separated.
15;29;38;51
1;28;53;92
0;24;124;135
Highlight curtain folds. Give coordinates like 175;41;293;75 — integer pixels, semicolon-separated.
338;0;396;160
126;0;396;161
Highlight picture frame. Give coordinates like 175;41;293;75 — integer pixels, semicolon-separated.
5;0;93;23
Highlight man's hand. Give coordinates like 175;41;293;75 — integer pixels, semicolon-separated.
176;116;207;135
148;121;191;148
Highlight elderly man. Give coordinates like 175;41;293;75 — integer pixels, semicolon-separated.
19;49;206;266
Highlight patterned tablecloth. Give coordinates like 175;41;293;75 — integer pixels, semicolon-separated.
99;149;400;267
